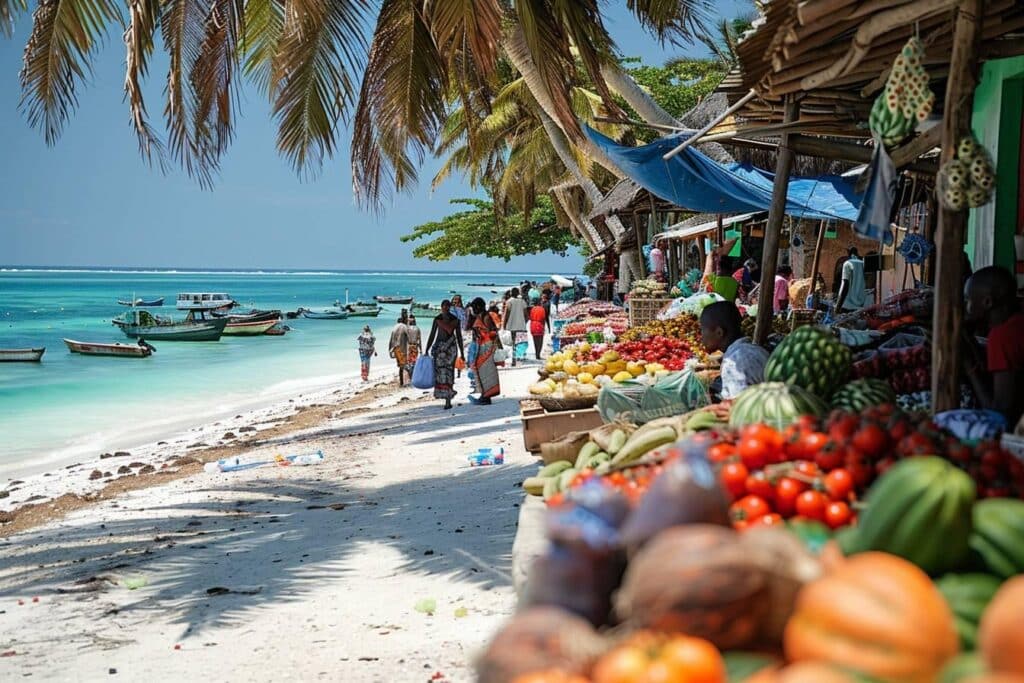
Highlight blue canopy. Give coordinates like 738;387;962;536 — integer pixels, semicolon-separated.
585;126;862;222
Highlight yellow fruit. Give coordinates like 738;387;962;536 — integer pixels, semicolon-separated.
604;350;620;362
545;361;558;373
605;361;627;375
612;371;633;383
646;363;665;375
529;383;554;395
578;372;594;385
626;362;644;377
563;359;580;376
579;342;592;354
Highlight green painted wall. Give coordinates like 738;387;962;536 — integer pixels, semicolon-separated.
969;56;1024;270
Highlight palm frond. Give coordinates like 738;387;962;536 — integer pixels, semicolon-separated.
240;0;283;94
625;0;711;44
189;0;244;158
124;0;166;167
351;0;446;206
508;1;579;137
20;0;121;144
1;0;28;37
162;0;217;186
424;0;501;78
271;0;368;175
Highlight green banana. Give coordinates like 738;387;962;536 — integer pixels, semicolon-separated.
607;429;627;456
542;476;560;500
610;425;677;466
522;476;547;496
538;460;573;478
557;468;578;493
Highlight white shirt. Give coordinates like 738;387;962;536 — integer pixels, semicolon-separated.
841;257;867;310
720;337;770;399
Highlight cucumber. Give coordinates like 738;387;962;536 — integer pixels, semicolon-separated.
542;477;560;500
538;460;573;478
522;476;547;496
557;468;578;493
607;430;627;456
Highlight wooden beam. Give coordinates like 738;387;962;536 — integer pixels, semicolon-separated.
755;97;800;346
932;0;984;413
809;219;829;308
662;90;757;160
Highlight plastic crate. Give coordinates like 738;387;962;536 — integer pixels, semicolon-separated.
628;297;672;327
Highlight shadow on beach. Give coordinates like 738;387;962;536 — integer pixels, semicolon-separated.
0;430;533;641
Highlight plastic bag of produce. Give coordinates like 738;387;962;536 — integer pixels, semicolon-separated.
597;380;647;423
638;370;711;420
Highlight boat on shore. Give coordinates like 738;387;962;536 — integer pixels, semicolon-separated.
300;308;350;320
117;297;164;307
0;348;45;362
176;292;235;312
411;301;440;313
112;309;228;341
344;303;382;317
64;339;155;357
264;324;290;336
373;295;414;305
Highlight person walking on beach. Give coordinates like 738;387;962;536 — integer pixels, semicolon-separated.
425;300;464;410
357;325;377;382
389;314;410;386
552;284;561;312
469;297;501;404
450;295;468;377
529;297;548;360
502;287;528;366
405;315;422;380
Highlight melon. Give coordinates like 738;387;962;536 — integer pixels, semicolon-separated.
830;378;897;412
765;326;852;399
729;382;828;431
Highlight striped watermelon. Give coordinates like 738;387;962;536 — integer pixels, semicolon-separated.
831;378;897;412
729;382;828;431
764;326;852;400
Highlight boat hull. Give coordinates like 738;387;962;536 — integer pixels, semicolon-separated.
373;296;414;304
223;318;281;336
0;348;45;362
64;339;152;357
113;317;227;341
117;297;164;307
301;309;349;320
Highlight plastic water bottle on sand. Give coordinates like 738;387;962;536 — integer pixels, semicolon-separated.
468;447;505;466
288;450;325;466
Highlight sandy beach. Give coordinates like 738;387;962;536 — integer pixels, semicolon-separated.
0;363;539;681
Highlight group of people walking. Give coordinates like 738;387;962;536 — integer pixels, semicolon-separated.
354;284;556;410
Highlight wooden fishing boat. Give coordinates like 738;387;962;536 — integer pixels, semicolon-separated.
300;308;349;320
214;309;283;336
117;297;164;307
112;309;227;341
373;295;414;304
344;303;382;317
264;324;289;336
411;301;440;312
176;292;235;311
0;348;45;362
64;339;154;357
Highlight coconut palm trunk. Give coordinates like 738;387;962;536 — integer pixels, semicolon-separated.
599;63;684;129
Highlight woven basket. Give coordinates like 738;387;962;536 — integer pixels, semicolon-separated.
628;297;673;327
540;430;590;465
539;395;598;412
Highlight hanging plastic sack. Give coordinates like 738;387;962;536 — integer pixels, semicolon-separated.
639;370;711;419
411;355;434;389
597;379;648;423
498;329;513;347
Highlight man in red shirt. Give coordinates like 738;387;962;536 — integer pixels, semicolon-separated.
964;265;1024;426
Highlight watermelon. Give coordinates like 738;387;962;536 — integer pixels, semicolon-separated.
969;498;1024;579
935;573;1002;649
728;382;827;431
831;378;897;412
764;326;852;399
839;457;976;575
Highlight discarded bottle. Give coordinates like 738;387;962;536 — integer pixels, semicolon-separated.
288;450;325;466
467;447;505;466
204;457;242;473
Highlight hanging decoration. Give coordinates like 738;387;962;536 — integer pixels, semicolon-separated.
897;233;934;265
868;37;936;148
937;135;996;211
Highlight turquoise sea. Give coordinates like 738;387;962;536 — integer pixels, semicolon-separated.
1;268;557;474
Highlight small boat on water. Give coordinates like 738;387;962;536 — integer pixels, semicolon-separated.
264;324;290;336
0;348;45;362
373;295;414;305
117;297;164;307
337;291;381;317
64;339;155;357
112;309;228;341
213;308;283;336
300;307;350;320
411;301;440;313
176;292;235;312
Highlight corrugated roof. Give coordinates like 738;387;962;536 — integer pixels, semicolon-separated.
654;212;764;242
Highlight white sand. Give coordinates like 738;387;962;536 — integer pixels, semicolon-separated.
0;365;541;682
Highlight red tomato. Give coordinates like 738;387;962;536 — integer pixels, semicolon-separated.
744;471;774;501
720;462;749;498
793;461;820;478
852;423;888;457
708;443;736;464
828;414;859;442
823;468;854;501
824;501;853;529
755;513;784;527
773;477;806;517
845;452;874;488
738;437;770;470
795;490;828;521
730;494;772;523
814;443;843;472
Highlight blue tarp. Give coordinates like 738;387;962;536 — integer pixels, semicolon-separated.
585;126;863;222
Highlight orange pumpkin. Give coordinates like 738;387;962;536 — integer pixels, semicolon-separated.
962;676;1024;683
784;551;958;682
591;632;726;683
979;576;1024;676
512;670;591;683
744;662;856;683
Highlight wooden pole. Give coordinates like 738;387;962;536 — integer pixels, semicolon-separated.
755;96;800;345
932;0;984;413
809;219;829;308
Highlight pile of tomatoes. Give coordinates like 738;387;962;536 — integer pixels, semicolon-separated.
589;335;707;371
560;461;667;507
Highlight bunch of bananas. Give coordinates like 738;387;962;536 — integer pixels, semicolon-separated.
938;135;996;211
869;37;935;148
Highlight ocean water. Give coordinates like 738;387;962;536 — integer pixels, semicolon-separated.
0;268;554;473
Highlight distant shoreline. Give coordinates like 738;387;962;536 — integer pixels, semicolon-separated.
1;265;580;277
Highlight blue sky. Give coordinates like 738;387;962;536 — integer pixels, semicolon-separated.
0;2;746;272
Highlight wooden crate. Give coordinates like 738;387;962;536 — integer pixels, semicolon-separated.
628;297;672;327
520;399;604;453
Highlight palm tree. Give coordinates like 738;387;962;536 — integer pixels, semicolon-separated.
3;0;710;202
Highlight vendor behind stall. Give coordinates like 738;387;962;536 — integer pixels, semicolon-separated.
963;265;1024;426
700;301;769;400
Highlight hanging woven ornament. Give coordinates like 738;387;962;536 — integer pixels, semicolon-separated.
937;133;996;211
897;233;934;265
868;37;936;148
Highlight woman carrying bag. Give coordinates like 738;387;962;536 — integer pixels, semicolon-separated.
469;297;501;405
424;300;464;410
